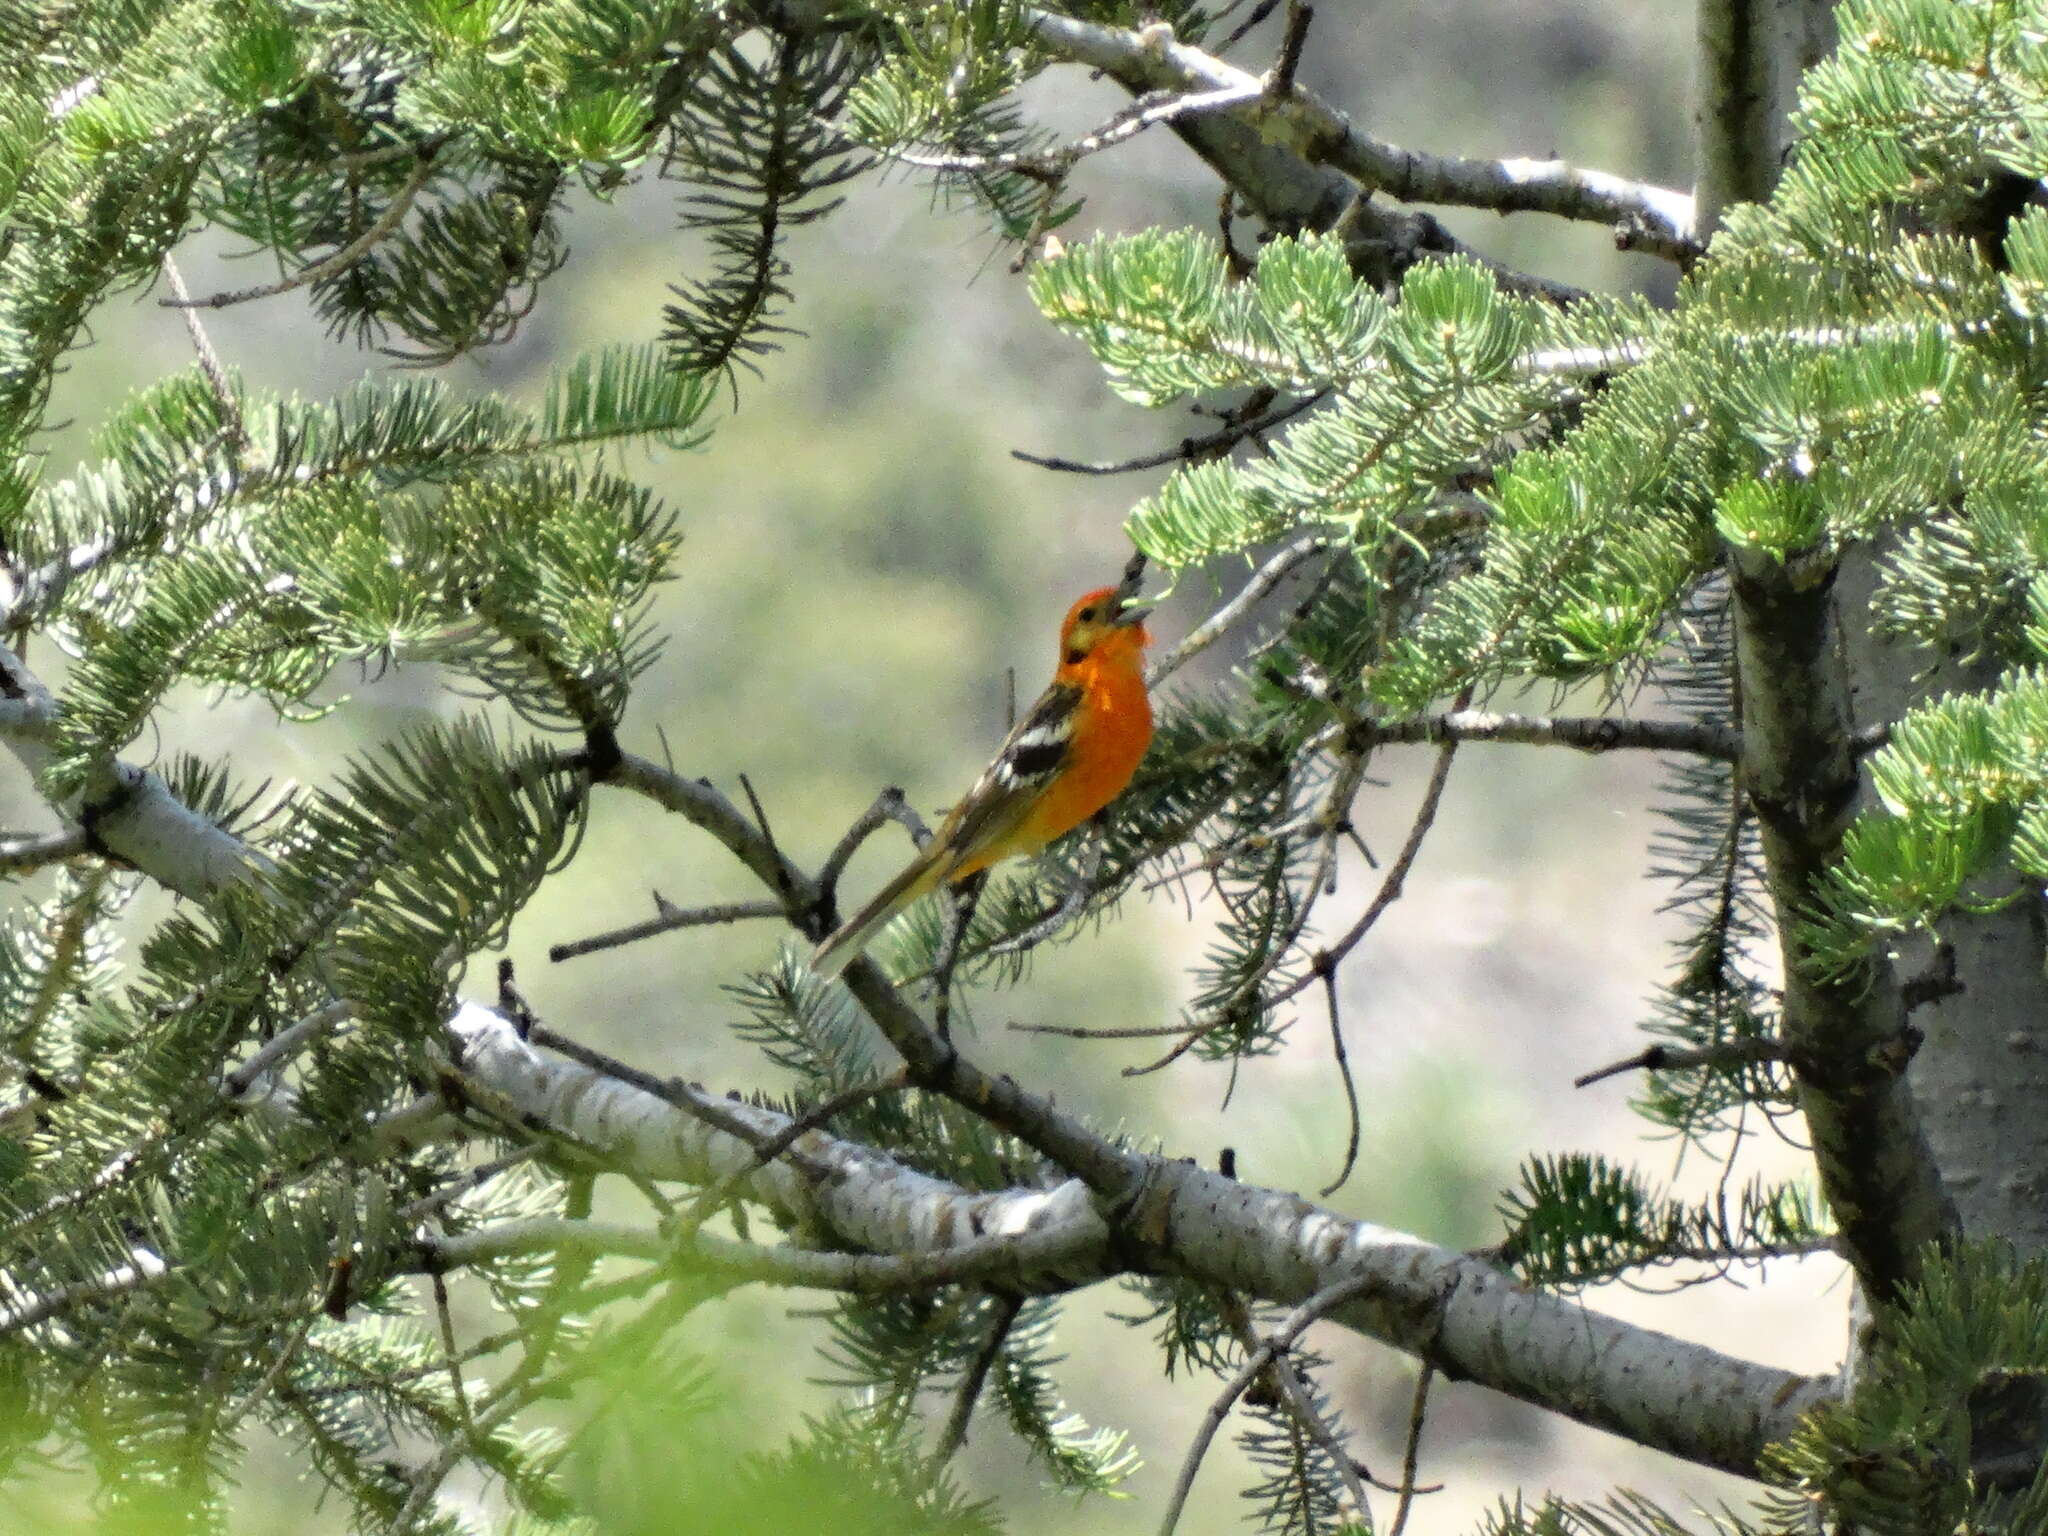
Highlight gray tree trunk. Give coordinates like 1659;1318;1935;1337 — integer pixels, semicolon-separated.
1839;551;2048;1259
1694;0;1837;231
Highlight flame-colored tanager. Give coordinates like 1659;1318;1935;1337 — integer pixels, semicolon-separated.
809;576;1154;979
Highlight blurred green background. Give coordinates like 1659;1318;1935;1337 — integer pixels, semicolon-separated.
10;4;1847;1532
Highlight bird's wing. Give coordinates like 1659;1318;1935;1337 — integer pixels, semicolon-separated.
809;680;1085;979
929;679;1083;874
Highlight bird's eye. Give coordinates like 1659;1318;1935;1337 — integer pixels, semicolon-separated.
1066;647;1085;665
1076;605;1098;622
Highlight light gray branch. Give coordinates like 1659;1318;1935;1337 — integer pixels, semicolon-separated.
221;999;354;1101
0;643;273;901
1147;534;1331;686
443;1002;1107;1289
446;1005;1831;1478
0;826;88;873
548;896;783;961
424;1211;1100;1294
0;1244;169;1335
883;81;1266;177
1026;10;1696;270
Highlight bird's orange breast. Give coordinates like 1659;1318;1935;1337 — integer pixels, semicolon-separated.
1011;659;1152;852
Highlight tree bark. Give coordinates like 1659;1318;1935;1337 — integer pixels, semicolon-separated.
1836;549;2048;1259
1694;0;1837;233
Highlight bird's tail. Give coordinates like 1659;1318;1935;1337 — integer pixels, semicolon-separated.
808;851;949;980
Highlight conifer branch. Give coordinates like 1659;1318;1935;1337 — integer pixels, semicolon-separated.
0;644;1834;1482
0;668;1838;1488
932;1291;1023;1466
1387;1362;1438;1536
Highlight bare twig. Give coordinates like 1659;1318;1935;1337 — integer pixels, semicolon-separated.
984;822;1107;958
1128;738;1376;1077
1013;391;1325;477
1356;709;1742;761
818;786;925;899
933;1292;1024;1465
1292;734;1461;1002
1008;1018;1202;1040
1316;968;1361;1197
1385;1363;1439;1536
430;1271;475;1435
1158;1274;1374;1536
161;150;438;309
881;81;1264;180
931;873;986;1042
737;772;800;909
1217;0;1283;53
1574;1035;1790;1090
1265;2;1312;100
549;897;783;962
605;754;814;920
1116;719;1469;1075
159;254;243;441
1148;534;1332;685
225;1310;318;1430
1515;1234;1839;1292
1218;1288;1379;1518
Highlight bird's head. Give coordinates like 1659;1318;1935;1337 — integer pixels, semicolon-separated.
1057;582;1151;670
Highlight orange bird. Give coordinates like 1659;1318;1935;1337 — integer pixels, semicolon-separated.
809;574;1154;980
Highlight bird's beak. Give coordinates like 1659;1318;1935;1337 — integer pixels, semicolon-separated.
1111;602;1152;629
